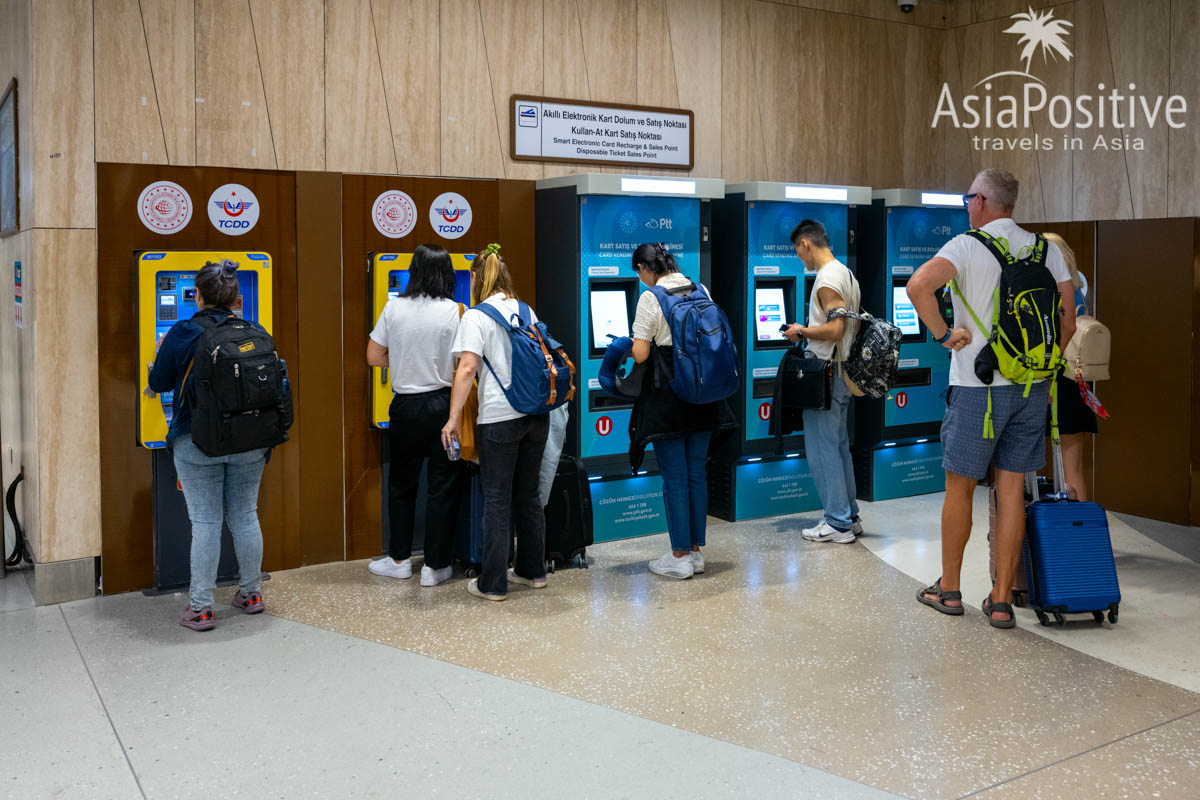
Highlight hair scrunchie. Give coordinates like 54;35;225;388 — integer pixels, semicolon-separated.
483;242;501;257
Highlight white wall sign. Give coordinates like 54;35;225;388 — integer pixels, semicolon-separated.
137;180;193;234
207;183;260;235
511;95;693;170
428;192;472;239
372;190;418;239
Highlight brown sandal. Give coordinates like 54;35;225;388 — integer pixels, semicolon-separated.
916;578;964;615
982;594;1017;629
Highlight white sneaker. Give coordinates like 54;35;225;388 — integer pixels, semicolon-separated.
851;519;864;536
690;550;705;574
420;565;453;586
466;578;506;601
801;522;855;544
649;552;695;579
368;557;413;578
507;568;547;589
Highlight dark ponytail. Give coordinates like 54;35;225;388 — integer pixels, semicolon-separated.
632;242;679;276
195;259;240;309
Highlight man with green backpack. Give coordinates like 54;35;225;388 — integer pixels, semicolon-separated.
905;169;1076;629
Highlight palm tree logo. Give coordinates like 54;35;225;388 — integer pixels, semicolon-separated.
1004;6;1073;77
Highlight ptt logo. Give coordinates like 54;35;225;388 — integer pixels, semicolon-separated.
428;192;472;240
645;218;674;230
207;183;260;236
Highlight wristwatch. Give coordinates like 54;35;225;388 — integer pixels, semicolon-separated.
935;328;952;344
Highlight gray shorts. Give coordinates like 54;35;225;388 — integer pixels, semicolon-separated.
941;382;1050;480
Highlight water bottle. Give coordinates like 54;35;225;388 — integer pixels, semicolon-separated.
446;438;461;462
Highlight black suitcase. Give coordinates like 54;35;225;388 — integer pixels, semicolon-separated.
544;455;593;570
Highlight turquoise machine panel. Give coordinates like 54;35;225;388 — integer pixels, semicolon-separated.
869;440;946;500
744;201;850;442
578;195;701;460
590;473;669;543
883;205;966;428
732;456;822;520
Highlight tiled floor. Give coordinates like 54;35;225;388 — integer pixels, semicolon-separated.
3;496;1198;799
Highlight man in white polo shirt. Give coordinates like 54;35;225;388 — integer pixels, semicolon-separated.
906;169;1075;629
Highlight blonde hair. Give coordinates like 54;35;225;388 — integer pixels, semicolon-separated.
1042;232;1083;291
470;249;518;306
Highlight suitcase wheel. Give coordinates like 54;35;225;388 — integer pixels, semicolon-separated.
464;566;480;579
1092;611;1104;624
1108;607;1118;624
547;559;556;574
1012;590;1027;609
1035;610;1050;627
1053;612;1066;626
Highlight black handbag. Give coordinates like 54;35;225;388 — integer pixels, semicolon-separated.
777;341;833;412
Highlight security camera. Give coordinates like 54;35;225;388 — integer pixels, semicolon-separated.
897;0;916;12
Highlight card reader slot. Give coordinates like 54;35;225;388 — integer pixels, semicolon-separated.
893;368;931;388
589;391;633;412
752;378;775;399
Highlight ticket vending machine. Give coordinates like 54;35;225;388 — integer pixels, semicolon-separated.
535;174;723;543
368;252;475;553
136;250;273;590
708;183;870;520
854;189;967;500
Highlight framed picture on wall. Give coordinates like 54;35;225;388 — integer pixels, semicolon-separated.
0;78;18;238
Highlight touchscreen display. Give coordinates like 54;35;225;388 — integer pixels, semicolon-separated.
893;286;921;337
590;290;630;350
754;287;787;342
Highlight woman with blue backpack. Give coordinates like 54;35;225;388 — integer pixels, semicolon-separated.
442;245;574;601
629;243;738;580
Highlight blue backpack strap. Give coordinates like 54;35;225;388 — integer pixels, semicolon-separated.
467;301;518;394
516;300;532;326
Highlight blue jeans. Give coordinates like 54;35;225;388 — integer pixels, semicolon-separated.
804;373;859;531
654;431;712;552
172;433;268;609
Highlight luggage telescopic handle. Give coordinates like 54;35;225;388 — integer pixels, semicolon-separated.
1051;437;1068;498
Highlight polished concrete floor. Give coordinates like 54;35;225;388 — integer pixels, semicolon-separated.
2;492;1199;800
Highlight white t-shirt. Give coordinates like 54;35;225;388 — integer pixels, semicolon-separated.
369;296;461;393
452;293;539;425
806;259;860;362
632;272;707;346
935;218;1071;387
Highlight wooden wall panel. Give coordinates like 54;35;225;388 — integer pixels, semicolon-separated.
938;22;975;192
1103;0;1169;220
30;0;95;228
324;0;398;174
439;0;505;178
295;172;347;565
1024;3;1074;222
1070;0;1132;221
374;0;440;176
249;0;325;171
948;0;1062;28
141;0;195;166
667;0;722;178
747;1;800;183
635;0;681;177
720;0;766;184
577;0;637;175
33;230;101;563
94;0;169;165
542;0;592;179
1094;218;1192;523
814;10;868;185
480;0;544;180
1168;0;1200;219
195;0;277;169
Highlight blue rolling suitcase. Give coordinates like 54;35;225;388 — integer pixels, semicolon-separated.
1022;443;1121;626
453;466;486;576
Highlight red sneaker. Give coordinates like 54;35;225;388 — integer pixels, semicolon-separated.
178;605;215;631
232;591;264;614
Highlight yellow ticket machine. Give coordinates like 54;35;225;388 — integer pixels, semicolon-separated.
136;250;274;591
368;252;474;428
137;250;274;448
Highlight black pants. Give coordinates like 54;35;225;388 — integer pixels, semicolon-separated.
387;388;464;569
476;414;549;595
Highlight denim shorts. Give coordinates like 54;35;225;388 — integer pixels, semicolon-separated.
941;382;1050;479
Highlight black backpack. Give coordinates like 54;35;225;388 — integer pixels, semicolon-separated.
186;314;293;456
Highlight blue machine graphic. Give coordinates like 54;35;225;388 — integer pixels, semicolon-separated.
854;191;967;501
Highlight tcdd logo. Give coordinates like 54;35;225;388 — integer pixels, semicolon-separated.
896;391;908;409
595;416;613;436
207;183;260;236
758;403;772;421
429;192;472;240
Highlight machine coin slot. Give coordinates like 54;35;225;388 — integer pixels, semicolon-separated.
752;277;795;350
893;367;931;388
587;278;639;357
589;392;634;412
752;378;776;399
891;278;925;343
